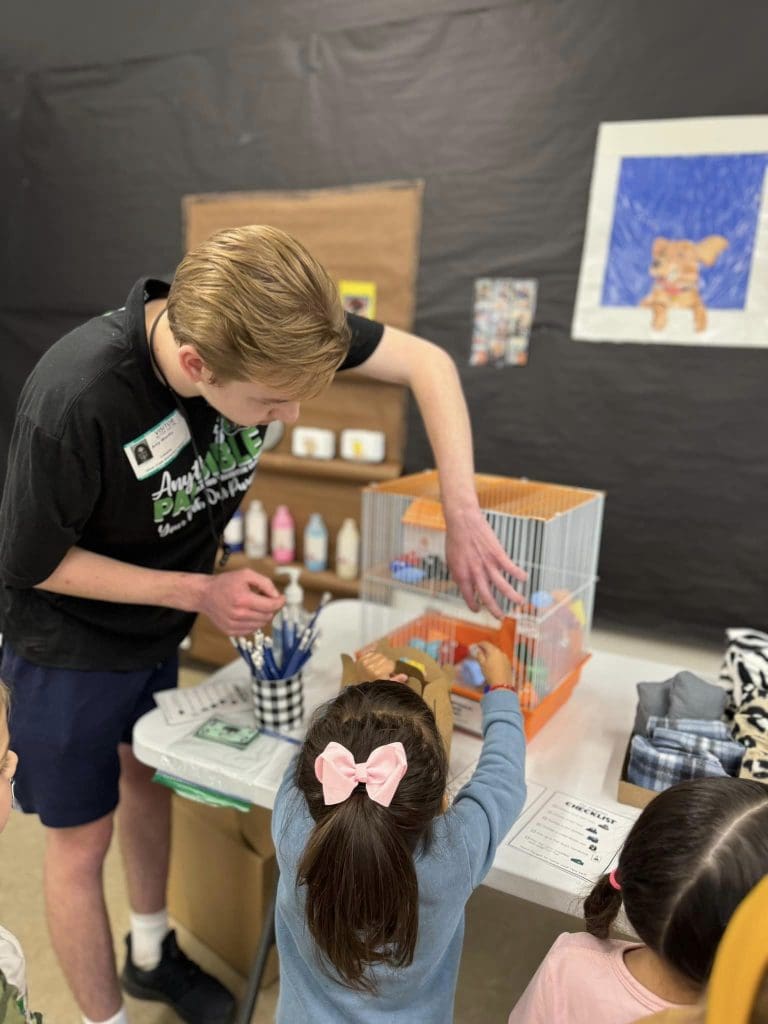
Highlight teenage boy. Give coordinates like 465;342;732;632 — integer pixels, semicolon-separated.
0;225;524;1024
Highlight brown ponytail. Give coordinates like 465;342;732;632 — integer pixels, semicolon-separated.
584;872;623;939
295;681;448;992
584;779;768;988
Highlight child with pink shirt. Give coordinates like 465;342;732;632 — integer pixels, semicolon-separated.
508;777;768;1024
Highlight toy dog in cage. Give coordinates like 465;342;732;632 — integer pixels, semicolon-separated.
340;644;454;753
639;235;728;332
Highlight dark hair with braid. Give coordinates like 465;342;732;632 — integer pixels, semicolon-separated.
584;778;768;987
294;681;448;993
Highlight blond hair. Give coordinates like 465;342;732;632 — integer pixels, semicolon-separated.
167;225;351;395
0;681;8;715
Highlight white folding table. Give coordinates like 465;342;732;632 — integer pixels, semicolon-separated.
134;599;682;1020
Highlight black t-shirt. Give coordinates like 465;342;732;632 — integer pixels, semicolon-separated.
0;278;383;670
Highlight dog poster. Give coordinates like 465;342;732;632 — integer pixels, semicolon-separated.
469;278;538;366
573;117;768;347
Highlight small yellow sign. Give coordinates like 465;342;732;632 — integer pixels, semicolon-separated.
339;280;377;320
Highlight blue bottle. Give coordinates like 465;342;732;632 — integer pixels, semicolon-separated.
222;508;245;553
303;513;328;572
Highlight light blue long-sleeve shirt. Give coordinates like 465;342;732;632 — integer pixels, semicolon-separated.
272;688;526;1023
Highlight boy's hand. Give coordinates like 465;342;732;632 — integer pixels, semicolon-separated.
472;641;516;691
445;509;527;618
199;569;284;634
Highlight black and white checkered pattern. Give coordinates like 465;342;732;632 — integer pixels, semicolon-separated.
251;671;304;730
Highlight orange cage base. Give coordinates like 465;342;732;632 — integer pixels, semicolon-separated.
358;611;588;740
520;655;588;740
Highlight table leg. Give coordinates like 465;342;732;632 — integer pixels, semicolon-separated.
235;868;279;1024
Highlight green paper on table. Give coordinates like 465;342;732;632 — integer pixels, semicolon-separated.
153;772;251;812
194;717;261;750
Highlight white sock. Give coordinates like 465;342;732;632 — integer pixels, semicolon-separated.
82;1008;128;1024
129;908;169;970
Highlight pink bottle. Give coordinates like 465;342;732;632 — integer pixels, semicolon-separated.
271;504;295;564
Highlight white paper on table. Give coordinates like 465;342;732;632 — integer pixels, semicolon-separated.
154;678;251;725
163;710;299;792
505;790;636;883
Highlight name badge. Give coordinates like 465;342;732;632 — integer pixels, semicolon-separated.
123;409;191;481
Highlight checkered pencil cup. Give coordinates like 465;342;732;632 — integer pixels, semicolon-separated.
251;671;305;730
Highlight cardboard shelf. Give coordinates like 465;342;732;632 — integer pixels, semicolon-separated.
260;452;401;482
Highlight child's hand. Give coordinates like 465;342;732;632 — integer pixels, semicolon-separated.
472;642;515;691
359;651;397;679
389;673;409;684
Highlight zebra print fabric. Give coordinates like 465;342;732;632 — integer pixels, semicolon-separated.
719;628;768;782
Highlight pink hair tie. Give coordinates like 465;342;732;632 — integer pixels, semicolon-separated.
609;868;622;892
314;741;408;808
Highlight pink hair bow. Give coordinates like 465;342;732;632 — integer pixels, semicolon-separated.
314;741;408;808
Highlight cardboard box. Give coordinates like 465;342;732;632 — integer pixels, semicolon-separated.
616;739;658;810
168;796;279;983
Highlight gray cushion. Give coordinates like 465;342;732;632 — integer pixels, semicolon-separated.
668;670;728;721
633;679;672;735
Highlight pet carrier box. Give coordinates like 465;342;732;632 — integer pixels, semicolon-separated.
359;471;604;740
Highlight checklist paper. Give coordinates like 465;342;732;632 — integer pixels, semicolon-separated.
505;790;635;883
154;678;251;725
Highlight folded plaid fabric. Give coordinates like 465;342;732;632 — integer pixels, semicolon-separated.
645;716;731;741
627;734;727;792
649;726;744;776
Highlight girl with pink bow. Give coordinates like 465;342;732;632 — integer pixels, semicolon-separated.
270;642;527;1023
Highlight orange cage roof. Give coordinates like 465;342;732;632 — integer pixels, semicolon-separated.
373;471;602;523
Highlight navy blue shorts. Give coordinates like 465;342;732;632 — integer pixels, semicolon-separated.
0;643;178;828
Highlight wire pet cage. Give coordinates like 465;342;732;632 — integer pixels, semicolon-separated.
359;471;604;739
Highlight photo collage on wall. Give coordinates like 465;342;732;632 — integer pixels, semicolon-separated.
469;277;538;367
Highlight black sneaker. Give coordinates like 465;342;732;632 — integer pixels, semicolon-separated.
121;930;236;1024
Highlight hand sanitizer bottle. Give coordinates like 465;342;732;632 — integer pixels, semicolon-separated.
276;566;305;652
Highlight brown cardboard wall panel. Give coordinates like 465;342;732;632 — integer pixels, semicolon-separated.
183;181;424;330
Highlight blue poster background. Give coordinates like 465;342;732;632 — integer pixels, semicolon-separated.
601;154;768;309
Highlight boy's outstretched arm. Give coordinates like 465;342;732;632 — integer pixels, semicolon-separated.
351;325;527;617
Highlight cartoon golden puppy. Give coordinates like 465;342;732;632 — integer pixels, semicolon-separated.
640;235;728;332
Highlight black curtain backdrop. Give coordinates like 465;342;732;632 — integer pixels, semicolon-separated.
2;1;767;635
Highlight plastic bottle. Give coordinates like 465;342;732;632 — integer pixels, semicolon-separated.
303;513;328;572
276;566;305;628
271;504;295;564
222;508;244;553
245;499;268;558
335;517;360;580
274;566;305;673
